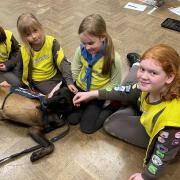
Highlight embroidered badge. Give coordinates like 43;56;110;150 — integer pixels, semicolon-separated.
148;163;158;175
175;132;180;139
158;136;166;143
125;85;131;92
114;86;120;91
156;150;165;159
159;131;169;139
156;144;168;153
132;84;137;89
152;155;163;166
106;87;112;92
172;139;180;146
114;85;126;92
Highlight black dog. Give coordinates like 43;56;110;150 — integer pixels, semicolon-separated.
46;86;74;115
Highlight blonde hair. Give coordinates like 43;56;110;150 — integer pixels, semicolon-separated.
78;14;115;75
17;13;44;55
141;44;180;100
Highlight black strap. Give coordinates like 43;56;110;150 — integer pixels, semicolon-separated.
1;92;13;110
27;55;33;88
0;120;70;165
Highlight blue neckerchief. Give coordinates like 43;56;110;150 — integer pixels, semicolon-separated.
80;43;105;91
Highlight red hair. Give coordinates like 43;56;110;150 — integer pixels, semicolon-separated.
141;44;180;100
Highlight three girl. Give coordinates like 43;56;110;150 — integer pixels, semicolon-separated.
66;14;122;133
73;44;180;179
0;26;20;86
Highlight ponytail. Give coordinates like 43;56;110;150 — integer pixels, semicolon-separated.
102;33;115;74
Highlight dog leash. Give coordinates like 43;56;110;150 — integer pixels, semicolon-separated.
0;121;70;165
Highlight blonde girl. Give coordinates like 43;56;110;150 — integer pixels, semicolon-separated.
16;13;77;95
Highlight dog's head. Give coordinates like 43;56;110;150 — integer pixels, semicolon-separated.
46;87;74;114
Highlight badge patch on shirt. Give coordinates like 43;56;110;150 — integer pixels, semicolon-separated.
156;144;168;153
132;84;137;89
160;131;169;139
105;87;112;92
158;136;166;143
113;85;131;93
172;139;179;146
156;150;165;159
114;85;125;92
175;131;180;139
125;85;131;92
0;52;8;59
148;163;158;175
152;155;163;166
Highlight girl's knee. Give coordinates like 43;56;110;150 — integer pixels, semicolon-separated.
80;121;99;134
80;126;97;134
103;118;111;132
103;118;121;138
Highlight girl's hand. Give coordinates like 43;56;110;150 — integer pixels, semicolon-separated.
67;84;78;94
129;173;144;180
48;82;62;98
73;92;88;107
0;81;10;87
0;63;7;71
73;91;98;106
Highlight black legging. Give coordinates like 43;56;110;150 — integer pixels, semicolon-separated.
103;106;149;148
67;65;140;134
66;98;107;134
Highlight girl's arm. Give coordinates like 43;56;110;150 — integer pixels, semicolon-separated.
73;83;141;106
9;35;19;59
4;50;21;71
52;39;78;94
3;35;20;71
141;127;180;179
71;47;82;81
52;39;74;85
98;83;141;105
